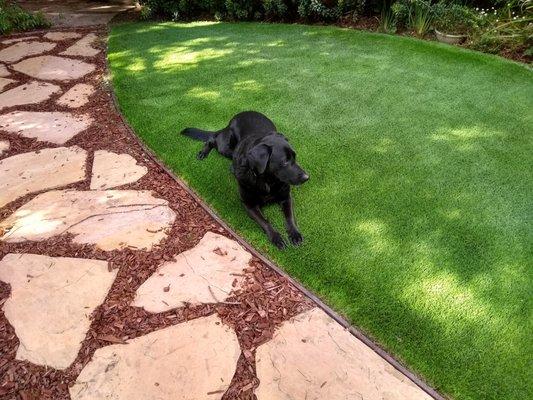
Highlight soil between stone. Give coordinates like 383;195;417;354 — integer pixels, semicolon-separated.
0;27;313;400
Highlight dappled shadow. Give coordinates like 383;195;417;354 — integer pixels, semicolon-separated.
108;21;533;399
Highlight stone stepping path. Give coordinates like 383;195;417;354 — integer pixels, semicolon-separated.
13;55;95;81
70;314;240;400
0;41;56;63
57;83;94;108
0;189;176;251
61;33;100;57
0;146;86;208
0;28;437;400
90;150;147;189
134;232;252;312
0;111;92;144
256;308;431;399
0;81;61;109
0;253;117;370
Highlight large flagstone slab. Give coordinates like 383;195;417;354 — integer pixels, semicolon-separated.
255;308;431;400
0;77;16;91
133;232;251;312
0;64;10;77
0;111;92;144
0;146;87;208
2;36;39;45
44;32;82;41
57;83;94;108
90;150;147;190
70;314;240;400
0;41;56;63
12;55;95;81
61;33;100;57
0;190;176;251
0;140;8;156
0;253;116;370
0;81;61;109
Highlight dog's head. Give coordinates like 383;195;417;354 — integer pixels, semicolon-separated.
247;133;309;185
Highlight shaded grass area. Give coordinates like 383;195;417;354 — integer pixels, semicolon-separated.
108;22;533;400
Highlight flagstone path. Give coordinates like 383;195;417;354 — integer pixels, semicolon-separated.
0;27;437;400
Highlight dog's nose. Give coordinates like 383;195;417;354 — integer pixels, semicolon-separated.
300;173;309;183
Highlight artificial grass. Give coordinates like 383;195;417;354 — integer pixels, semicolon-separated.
108;22;533;400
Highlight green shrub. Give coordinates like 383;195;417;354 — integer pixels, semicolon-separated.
379;1;397;33
389;0;432;35
433;3;482;35
263;0;288;19
391;1;409;29
469;0;532;57
297;0;342;21
0;0;50;34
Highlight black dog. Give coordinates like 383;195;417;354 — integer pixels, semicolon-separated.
181;111;309;249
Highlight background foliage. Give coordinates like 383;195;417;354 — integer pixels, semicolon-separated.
0;0;49;34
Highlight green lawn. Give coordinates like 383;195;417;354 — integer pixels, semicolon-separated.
108;22;532;400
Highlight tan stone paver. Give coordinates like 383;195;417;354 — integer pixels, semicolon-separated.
0;77;16;91
70;314;240;400
0;111;92;144
0;146;87;208
0;140;9;156
0;81;61;109
13;55;95;81
57;83;94;108
255;308;431;400
0;64;9;77
0;189;176;251
90;150;147;189
0;253;117;370
134;232;252;312
0;41;56;63
61;33;100;57
2;36;39;45
44;31;82;41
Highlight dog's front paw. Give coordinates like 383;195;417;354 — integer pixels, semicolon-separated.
269;231;286;250
197;151;208;160
288;229;304;246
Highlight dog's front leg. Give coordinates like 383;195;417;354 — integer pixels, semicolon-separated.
280;197;303;246
245;205;286;250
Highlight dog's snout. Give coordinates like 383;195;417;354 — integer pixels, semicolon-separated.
300;173;309;183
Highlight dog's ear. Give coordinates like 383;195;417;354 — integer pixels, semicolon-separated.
247;143;271;174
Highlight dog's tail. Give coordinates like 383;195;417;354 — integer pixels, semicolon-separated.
181;128;214;142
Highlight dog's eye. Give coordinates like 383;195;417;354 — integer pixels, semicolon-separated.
282;161;289;166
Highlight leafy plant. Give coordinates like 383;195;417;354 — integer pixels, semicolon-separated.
432;3;481;35
0;0;49;34
470;0;532;58
380;3;397;33
298;0;343;21
391;1;409;29
409;0;432;37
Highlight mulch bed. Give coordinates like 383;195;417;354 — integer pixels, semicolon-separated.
0;27;313;400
